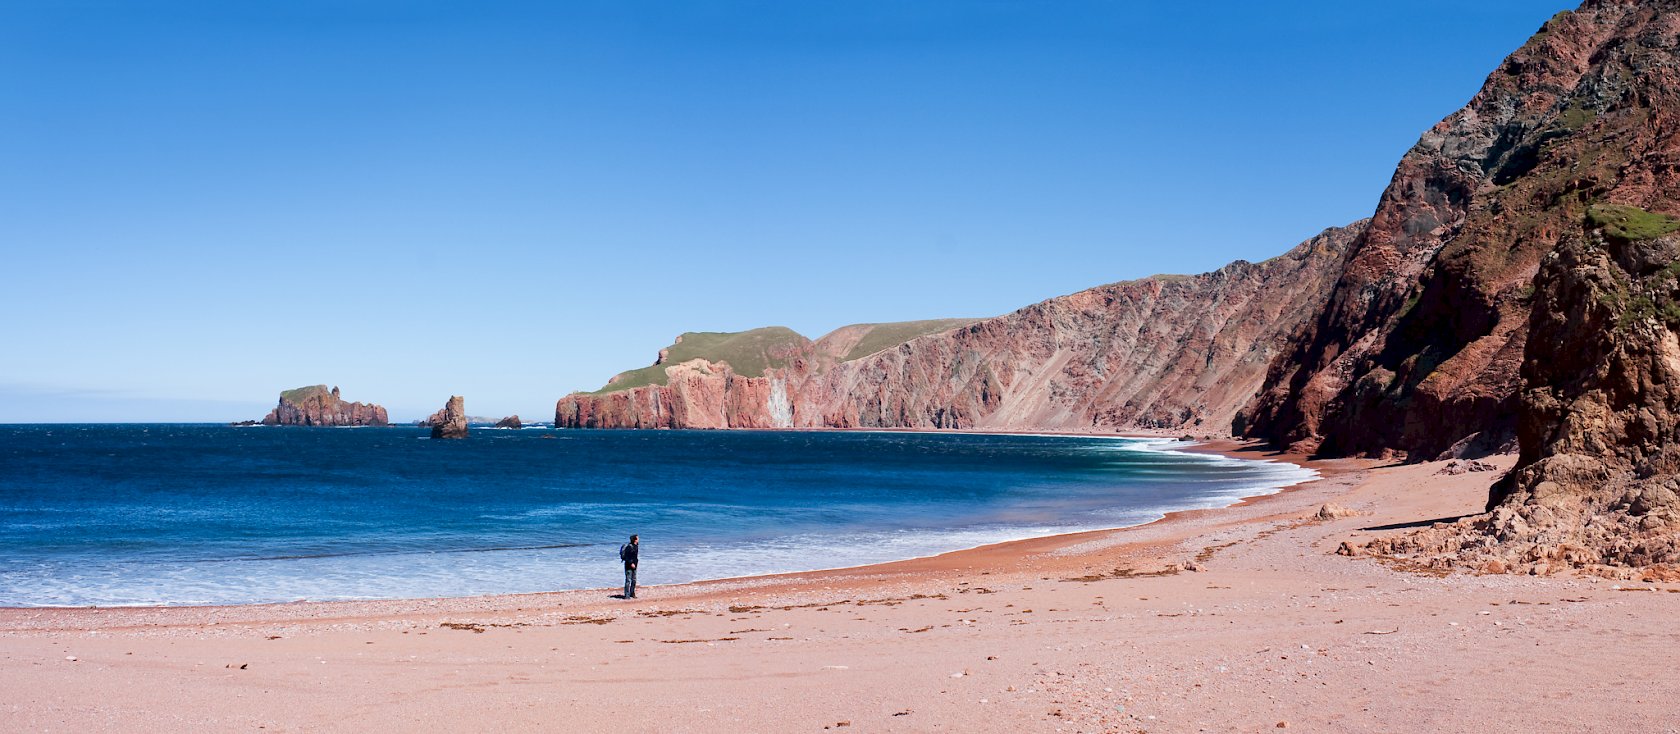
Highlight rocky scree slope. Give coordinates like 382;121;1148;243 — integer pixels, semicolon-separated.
556;223;1361;431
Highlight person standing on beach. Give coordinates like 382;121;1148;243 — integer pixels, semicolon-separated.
619;534;639;599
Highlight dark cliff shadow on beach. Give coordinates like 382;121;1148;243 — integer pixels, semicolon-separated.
1360;515;1474;532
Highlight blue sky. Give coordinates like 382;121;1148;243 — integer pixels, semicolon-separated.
0;0;1570;422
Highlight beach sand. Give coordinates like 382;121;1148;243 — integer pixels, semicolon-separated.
5;441;1678;732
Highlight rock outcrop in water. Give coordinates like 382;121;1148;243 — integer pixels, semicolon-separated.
259;385;388;427
428;396;468;439
495;415;522;429
557;223;1361;431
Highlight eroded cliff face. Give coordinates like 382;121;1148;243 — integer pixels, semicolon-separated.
1368;217;1680;577
557;223;1362;431
260;385;388;427
1243;1;1680;460
1245;0;1680;575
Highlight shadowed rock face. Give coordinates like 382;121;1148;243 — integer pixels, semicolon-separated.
428;396;467;439
1369;222;1680;576
1281;0;1680;575
260;385;387;427
556;223;1362;431
495;415;522;429
1243;0;1680;462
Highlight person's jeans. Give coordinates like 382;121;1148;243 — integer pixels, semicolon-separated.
624;566;637;598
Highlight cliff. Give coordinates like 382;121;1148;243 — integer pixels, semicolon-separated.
259;385;388;427
1242;1;1680;461
1232;0;1680;575
557;223;1361;431
1367;209;1680;577
555;1;1680;574
428;396;468;439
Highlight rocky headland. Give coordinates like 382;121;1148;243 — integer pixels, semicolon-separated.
557;226;1359;432
258;385;388;427
554;0;1680;576
428;396;468;439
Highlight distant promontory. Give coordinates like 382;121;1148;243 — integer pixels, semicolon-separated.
257;385;389;427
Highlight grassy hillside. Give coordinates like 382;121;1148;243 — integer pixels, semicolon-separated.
589;327;810;394
837;318;980;362
1587;204;1680;241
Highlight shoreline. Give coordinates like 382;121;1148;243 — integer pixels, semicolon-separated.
0;435;1312;614
8;442;1680;731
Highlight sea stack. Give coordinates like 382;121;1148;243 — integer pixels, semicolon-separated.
495;415;522;429
258;385;388;427
429;396;468;439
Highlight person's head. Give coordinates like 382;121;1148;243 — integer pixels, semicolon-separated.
629;534;638;544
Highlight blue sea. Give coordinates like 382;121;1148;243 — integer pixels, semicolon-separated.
0;425;1314;607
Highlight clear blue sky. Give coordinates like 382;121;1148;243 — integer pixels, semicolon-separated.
0;0;1570;423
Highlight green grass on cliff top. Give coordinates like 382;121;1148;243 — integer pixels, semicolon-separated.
585;318;982;395
1588;204;1680;241
838;318;980;362
279;385;331;404
587;327;810;394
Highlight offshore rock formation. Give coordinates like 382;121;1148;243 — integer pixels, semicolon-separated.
1243;1;1680;462
428;396;468;439
557;223;1362;431
259;385;388;427
495;415;522;429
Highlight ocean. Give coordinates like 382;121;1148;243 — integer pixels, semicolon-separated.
0;425;1314;607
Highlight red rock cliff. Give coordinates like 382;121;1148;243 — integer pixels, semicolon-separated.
1242;1;1680;461
557;223;1362;431
1238;0;1680;574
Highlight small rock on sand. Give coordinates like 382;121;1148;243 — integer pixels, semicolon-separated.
1436;459;1498;475
1315;503;1361;520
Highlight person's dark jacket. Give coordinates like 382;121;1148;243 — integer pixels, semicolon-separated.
619;542;639;568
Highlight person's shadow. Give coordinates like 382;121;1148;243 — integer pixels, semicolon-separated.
609;593;633;599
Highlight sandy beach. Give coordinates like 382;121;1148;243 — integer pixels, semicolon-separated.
5;441;1678;733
